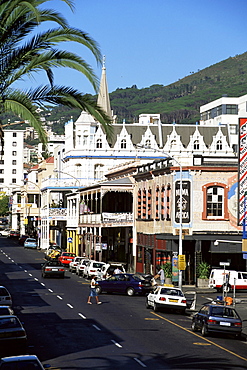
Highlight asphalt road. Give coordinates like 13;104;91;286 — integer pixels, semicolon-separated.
1;238;247;369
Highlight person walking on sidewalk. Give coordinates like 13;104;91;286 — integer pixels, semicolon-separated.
87;275;102;305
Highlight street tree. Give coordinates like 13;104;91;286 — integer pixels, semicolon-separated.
0;0;112;147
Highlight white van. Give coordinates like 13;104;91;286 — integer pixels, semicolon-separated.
209;269;247;291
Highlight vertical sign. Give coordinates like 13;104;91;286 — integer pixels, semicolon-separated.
175;180;191;224
239;118;247;226
172;255;179;282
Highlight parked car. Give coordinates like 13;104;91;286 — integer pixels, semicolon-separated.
45;243;61;256
191;304;242;338
8;230;20;239
97;262;126;280
0;316;27;355
0;287;12;307
96;273;153;296
0;306;14;316
24;238;38;249
69;256;85;273
0;355;50;369
84;260;106;279
41;260;65;278
0;229;10;237
146;286;187;313
58;252;76;266
18;235;29;245
75;259;90;276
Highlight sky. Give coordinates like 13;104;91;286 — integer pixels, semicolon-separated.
18;0;247;95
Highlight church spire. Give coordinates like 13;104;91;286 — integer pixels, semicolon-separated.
97;56;112;119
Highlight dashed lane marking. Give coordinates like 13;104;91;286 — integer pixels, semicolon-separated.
57;295;63;300
111;340;122;348
67;303;73;309
48;289;53;293
93;324;101;331
134;358;147;368
78;313;86;319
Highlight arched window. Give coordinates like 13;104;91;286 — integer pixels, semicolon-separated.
142;189;147;219
94;164;104;180
121;139;127;149
137;189;141;219
193;140;199;150
145;139;151;148
148;188;152;219
216;140;222;150
202;183;229;220
96;138;102;148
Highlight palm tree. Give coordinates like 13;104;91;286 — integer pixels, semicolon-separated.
0;0;112;147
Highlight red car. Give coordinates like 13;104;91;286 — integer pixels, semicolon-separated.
58;252;76;266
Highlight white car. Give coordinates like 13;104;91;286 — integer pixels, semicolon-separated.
0;229;10;237
84;260;106;279
69;257;85;273
75;259;90;276
0;286;12;306
146;286;187;314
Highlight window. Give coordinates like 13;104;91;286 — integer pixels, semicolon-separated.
96;138;102;148
12;151;17;156
226;104;238;115
12;160;16;165
0;169;3;174
13;132;16;137
0;179;3;183
202;183;229;220
145;140;151;148
12;169;16;174
12;179;16;183
216;105;222;116
193;140;199;150
12;141;17;147
216;140;222;150
121;139;126;149
94;164;104;180
0;160;3;164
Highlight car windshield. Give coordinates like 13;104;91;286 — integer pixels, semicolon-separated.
0;288;9;296
160;288;183;296
0;317;20;329
63;253;75;257
92;263;104;268
26;239;36;242
211;306;238;318
46;261;62;267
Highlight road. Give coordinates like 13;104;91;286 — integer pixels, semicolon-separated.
1;238;247;369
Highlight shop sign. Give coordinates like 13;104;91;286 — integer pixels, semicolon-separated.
175;180;191;224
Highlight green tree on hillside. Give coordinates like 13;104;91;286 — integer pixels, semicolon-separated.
0;0;112;148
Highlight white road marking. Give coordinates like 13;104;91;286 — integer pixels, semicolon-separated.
111;340;122;348
40;283;45;286
11;260;14;263
48;289;53;293
78;313;86;319
134;358;147;368
67;303;73;309
34;278;39;281
29;273;32;277
57;295;63;300
24;270;27;273
93;324;101;331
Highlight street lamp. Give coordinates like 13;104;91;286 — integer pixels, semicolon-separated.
136;145;183;289
23;180;41;248
53;169;80;187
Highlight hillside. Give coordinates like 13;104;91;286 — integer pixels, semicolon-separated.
110;52;247;124
2;51;247;132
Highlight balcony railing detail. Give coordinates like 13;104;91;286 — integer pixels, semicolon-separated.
79;212;133;225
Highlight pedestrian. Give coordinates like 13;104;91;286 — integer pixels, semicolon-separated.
87;275;102;305
114;267;122;274
154;267;165;285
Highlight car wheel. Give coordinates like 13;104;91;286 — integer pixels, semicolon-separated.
153;302;159;312
146;299;151;308
201;324;208;337
126;287;135;296
96;286;102;294
191;321;197;332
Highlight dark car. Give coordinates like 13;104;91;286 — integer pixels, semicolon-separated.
18;235;29;245
41;260;65;278
191;304;242;338
8;230;20;239
96;273;153;296
0;316;27;355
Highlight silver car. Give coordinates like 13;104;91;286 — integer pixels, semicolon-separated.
0;355;50;369
0;287;12;307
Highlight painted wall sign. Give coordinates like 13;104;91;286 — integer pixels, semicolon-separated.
174;180;191;224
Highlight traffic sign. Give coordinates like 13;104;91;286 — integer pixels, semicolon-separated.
67;237;73;243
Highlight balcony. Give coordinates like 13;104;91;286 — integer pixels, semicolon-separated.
79;212;133;226
48;208;67;221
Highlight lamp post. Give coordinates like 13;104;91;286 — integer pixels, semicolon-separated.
136;145;183;289
23;180;41;248
53;169;80;187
